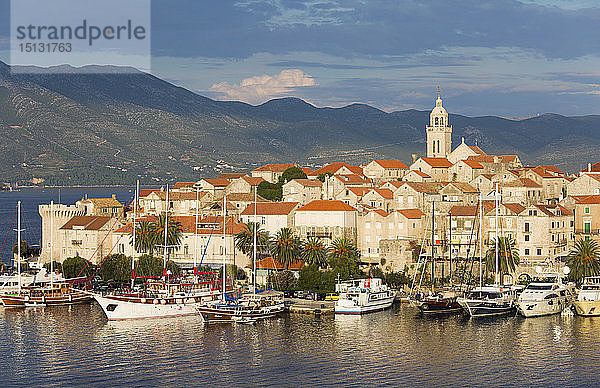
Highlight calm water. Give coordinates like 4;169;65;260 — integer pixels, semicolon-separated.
1;303;599;387
0;187;135;266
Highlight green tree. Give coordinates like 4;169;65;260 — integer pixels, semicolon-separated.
301;237;328;268
150;214;183;257
278;166;307;185
98;254;131;284
317;172;333;183
62;256;95;278
12;240;32;260
567;239;600;285
328;238;362;280
270;227;302;269
134;254;182;279
235;221;269;268
257;181;282;201
43;261;63;274
484;237;519;275
134;220;155;254
267;270;298;291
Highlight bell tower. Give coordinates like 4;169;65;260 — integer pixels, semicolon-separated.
426;88;452;158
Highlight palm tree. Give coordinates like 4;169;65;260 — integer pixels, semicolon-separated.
270;227;302;269
301;237;328;268
484;236;519;276
329;238;360;264
134;220;155;254
150;214;183;256
235;222;269;267
567;239;600;284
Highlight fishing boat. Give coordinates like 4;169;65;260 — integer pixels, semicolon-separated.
196;290;285;323
573;276;600;317
517;267;575;318
334;278;395;315
0;201;92;307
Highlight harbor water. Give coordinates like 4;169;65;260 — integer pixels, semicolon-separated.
1;303;599;386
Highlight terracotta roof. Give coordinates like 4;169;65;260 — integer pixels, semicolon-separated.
467;155;495;163
462;160;484;169
297;200;358;212
380;181;405;189
348;187;372;197
139;188;161;198
241;202;299;216
372;160;409;169
60;216;112;230
241;176;266;186
420;157;453;168
333;174;370;185
300;167;314;175
202;178;231;187
226;193;268;202
404;182;443;193
500;155;518;163
502;203;526;215
449;205;478;217
252;163;296;172
444;182;479;193
217;173;248;179
154;191;209;201
580;162;600;173
576;195;600;205
397;209;425;219
79;197;122;208
172;181;197;189
480;174;494;180
503;178;542;188
368;188;394;199
247;257;304;270
468;145;486;155
312;162;363;175
585;174;600;183
536;165;565;176
288;178;322;187
407;170;431;178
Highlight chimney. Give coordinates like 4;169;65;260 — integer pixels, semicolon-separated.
589;163;592;172
411;153;419;163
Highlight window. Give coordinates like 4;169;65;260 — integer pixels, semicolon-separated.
507;219;512;227
184;245;189;255
399;222;404;230
585;222;591;234
524;222;530;232
365;235;371;243
585;207;590;214
389;222;394;229
525;249;530;255
465;220;472;228
451;220;457;228
537;248;542;256
525;235;530;242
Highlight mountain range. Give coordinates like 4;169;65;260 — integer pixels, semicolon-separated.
0;60;598;185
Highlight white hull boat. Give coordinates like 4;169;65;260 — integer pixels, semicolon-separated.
573;276;600;317
517;268;575;318
334;278;395;315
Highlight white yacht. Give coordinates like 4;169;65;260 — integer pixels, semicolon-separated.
334;278;395;315
458;285;518;317
573;276;600;317
517;267;575;318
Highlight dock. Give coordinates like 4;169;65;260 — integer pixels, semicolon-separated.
285;298;335;316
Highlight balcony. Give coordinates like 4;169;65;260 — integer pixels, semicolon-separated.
307;232;332;239
575;229;600;235
71;239;82;246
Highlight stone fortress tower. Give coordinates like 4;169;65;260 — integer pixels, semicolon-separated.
426;88;452;158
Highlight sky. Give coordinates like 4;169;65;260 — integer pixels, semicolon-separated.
1;0;600;117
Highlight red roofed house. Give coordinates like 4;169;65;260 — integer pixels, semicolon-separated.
324;173;372;199
403;169;433;182
310;162;363;178
335;186;372;208
226;176;266;195
198;178;231;199
251;163;297;183
567;173;600;197
363;160;409;184
448;159;484;183
282;178;323;205
361;188;395;212
447;137;487;164
172;182;198;192
240;202;301;235
500;178;543;206
59;216;113;263
138;189;211;216
522;166;568;203
217;172;249;180
294;200;358;246
574;195;600;245
247;257;304;286
409;157;453;181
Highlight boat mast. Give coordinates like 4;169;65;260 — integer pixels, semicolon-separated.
253;188;257;295
479;192;483;289
495;182;499;285
131;180;138;290
162;184;169;280
50;200;54;289
16;201;22;294
449;210;452;286
222;193;226;301
431;200;435;290
194;186;199;278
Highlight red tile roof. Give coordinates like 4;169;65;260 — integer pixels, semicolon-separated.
297;200;358;212
420;157;453;168
300;167;314;175
407;170;431;178
312;162;363;175
333;174;370;184
241;176;266;186
468;145;486;155
252;163;297;172
368;188;394;199
172;181;197;189
202;178;231;187
502;203;526;215
240;202;300;216
139;188;161;198
449;205;478;217
348;187;372;197
381;181;405;189
289;178;322;187
60;216;112;230
397;209;425;219
576;195;600;205
218;173;248;179
372;160;409;169
463;160;484;169
404;182;444;193
247;257;304;270
443;182;479;193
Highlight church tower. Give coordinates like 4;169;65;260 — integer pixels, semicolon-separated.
426;90;452;158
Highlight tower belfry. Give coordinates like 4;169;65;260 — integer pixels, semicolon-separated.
426;89;452;158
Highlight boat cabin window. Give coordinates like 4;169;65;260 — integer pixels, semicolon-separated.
527;284;552;290
469;291;500;299
544;294;559;299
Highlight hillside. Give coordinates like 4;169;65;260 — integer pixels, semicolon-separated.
1;61;599;185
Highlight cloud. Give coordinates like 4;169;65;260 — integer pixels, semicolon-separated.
208;68;318;104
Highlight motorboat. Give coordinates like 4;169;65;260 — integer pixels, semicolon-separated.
573;276;600;317
196;290;285;323
457;285;518;317
417;290;463;315
334;278;395;315
517;267;575;318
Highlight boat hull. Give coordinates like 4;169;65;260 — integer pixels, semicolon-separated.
573;300;600;317
517;297;571;318
458;300;516;317
0;292;92;307
418;299;463;315
196;304;285;323
334;295;394;315
93;294;215;320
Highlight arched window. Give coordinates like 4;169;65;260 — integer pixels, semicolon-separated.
435;117;439;125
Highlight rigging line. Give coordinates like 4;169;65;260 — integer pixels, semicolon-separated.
0;205;17;264
89;233;125;280
459;202;479;288
410;210;430;296
76;194;135;278
197;206;223;269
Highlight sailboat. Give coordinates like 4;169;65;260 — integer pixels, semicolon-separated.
457;185;518;317
93;183;221;320
196;190;285;323
0;201;92;307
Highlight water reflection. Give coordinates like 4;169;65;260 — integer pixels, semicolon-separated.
1;303;600;386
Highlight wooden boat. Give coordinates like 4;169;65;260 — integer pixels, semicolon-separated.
418;291;463;315
1;281;92;307
196;290;285;323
